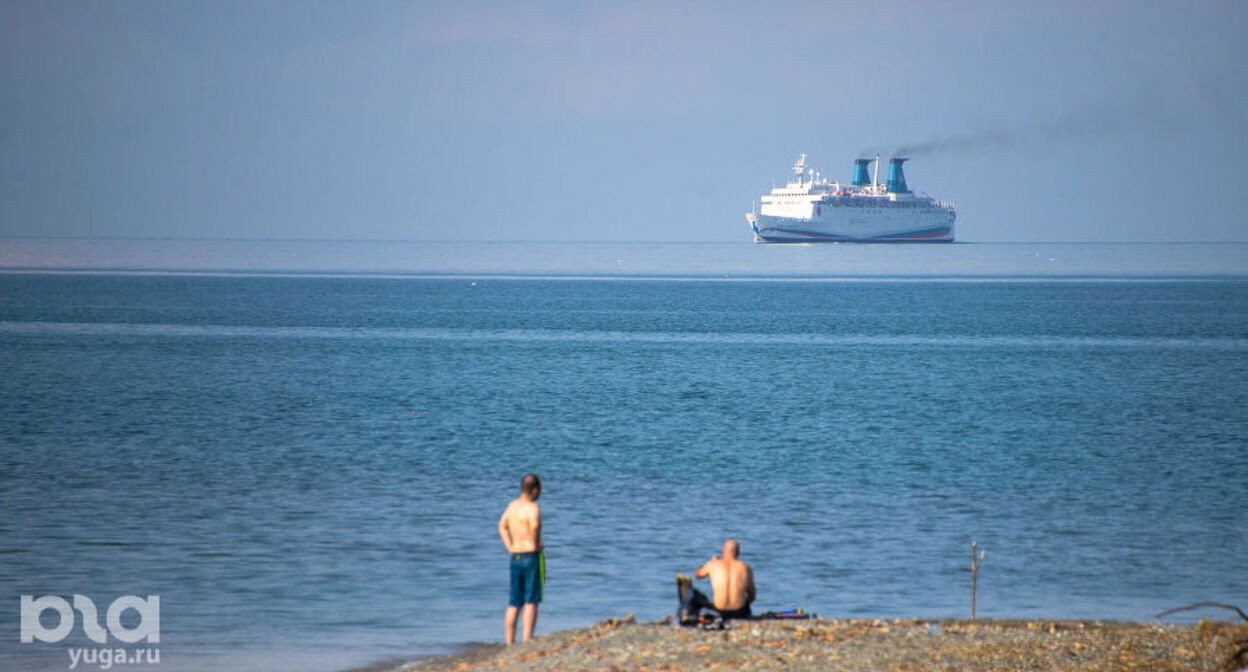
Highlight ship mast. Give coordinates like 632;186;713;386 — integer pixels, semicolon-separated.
792;153;807;187
872;154;880;190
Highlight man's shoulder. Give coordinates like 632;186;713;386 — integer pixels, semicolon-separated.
507;497;539;514
701;557;725;572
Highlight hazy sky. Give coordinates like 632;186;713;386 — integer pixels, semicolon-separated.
2;1;1246;242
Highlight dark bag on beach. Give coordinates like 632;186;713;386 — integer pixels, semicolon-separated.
676;574;700;625
676;575;718;626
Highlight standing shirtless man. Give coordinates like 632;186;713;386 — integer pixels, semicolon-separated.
694;539;756;619
498;473;543;644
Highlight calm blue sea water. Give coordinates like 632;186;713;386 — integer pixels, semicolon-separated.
1;240;1246;672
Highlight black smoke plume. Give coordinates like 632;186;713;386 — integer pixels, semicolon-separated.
869;102;1145;159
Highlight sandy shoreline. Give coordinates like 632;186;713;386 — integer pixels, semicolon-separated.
396;617;1247;672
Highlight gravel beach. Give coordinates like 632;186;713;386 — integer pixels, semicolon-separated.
401;617;1248;672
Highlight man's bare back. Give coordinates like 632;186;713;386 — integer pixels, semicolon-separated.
695;539;755;611
498;496;542;553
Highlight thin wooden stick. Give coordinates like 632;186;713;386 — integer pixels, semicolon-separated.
970;541;986;620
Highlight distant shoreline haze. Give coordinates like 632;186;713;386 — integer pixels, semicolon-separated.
1;239;1246;278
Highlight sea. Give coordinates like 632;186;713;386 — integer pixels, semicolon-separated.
1;239;1246;672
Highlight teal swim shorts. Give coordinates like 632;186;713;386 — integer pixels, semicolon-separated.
509;552;544;607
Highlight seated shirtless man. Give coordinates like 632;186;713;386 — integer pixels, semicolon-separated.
680;539;756;621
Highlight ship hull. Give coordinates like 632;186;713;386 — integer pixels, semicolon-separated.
747;211;955;244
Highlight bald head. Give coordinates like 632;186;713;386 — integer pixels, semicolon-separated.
520;473;541;500
723;539;740;559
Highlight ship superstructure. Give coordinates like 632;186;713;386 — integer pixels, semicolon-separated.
746;154;955;243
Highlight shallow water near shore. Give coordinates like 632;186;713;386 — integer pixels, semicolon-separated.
1;240;1246;672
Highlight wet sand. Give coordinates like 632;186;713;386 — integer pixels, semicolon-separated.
403;617;1248;672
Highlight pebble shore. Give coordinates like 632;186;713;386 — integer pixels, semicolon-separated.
402;617;1248;672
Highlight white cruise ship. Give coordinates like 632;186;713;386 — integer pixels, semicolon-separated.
746;154;955;243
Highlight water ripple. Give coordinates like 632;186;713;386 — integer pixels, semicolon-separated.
2;320;1245;350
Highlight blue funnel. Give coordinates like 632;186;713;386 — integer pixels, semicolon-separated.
852;159;871;186
887;158;910;193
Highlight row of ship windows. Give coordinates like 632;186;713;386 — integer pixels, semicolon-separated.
764;202;934;209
